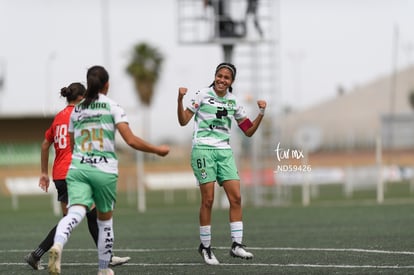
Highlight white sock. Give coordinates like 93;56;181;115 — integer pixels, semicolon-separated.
200;225;211;248
54;205;86;247
230;221;243;244
98;218;113;270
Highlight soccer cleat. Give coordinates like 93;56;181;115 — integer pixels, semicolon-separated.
24;252;45;270
97;268;115;275
48;244;62;275
230;242;254;259
198;243;220;265
109;255;131;266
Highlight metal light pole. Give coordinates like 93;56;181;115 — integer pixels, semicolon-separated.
0;57;5;92
0;57;6;113
44;52;56;116
388;24;399;164
101;0;111;69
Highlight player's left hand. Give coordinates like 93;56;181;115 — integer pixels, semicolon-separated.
157;145;170;157
39;174;50;192
257;100;267;109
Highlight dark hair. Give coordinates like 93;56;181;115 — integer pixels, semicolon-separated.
82;65;109;108
60;82;86;104
209;62;237;93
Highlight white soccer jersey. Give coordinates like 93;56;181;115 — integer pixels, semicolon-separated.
69;94;128;174
187;87;247;149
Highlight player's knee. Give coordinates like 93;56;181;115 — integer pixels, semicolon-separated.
229;195;242;208
201;198;214;209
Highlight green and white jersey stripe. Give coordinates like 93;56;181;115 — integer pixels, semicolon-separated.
68;94;128;174
187;87;247;149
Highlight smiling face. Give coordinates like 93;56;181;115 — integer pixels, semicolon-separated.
213;67;234;96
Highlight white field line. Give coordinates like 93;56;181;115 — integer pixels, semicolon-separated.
3;262;414;270
3;247;414;270
3;247;414;255
244;247;414;255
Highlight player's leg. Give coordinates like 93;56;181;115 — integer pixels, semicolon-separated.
96;210;114;274
222;180;253;259
191;148;220;265
198;182;219;265
93;171;117;274
24;225;57;270
219;150;253;260
87;207;99;245
49;204;87;275
86;207;130;267
48;170;93;274
25;180;68;270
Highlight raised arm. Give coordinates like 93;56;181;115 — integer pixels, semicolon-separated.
237;100;267;137
177;87;194;126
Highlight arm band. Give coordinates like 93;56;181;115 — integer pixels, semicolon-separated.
238;118;253;133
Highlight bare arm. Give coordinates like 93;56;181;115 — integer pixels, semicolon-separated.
117;122;169;156
69;132;75;153
177;87;194;126
238;100;267;137
39;139;52;192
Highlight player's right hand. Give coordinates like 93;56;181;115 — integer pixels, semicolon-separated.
178;87;188;100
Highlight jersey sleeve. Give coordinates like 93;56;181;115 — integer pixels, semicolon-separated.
68;112;74;133
44;125;54;143
234;99;248;121
186;90;203;113
112;102;128;125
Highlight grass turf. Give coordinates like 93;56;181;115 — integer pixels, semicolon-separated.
1;183;414;274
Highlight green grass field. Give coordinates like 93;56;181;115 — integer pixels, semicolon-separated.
2;184;414;275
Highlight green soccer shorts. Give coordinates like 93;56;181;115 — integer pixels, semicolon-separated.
191;147;240;186
66;168;117;213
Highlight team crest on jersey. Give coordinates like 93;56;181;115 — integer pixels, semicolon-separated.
226;101;235;109
200;169;207;179
191;99;199;109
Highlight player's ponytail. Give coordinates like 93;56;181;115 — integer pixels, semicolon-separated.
83;65;109;108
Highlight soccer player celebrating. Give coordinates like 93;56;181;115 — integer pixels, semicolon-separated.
25;82;130;271
177;62;266;265
47;66;169;275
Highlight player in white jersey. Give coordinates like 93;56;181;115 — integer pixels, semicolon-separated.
177;62;267;265
48;65;169;275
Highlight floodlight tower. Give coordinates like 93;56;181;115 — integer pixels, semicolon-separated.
177;0;281;206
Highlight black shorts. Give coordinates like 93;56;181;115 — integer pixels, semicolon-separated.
54;179;68;203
